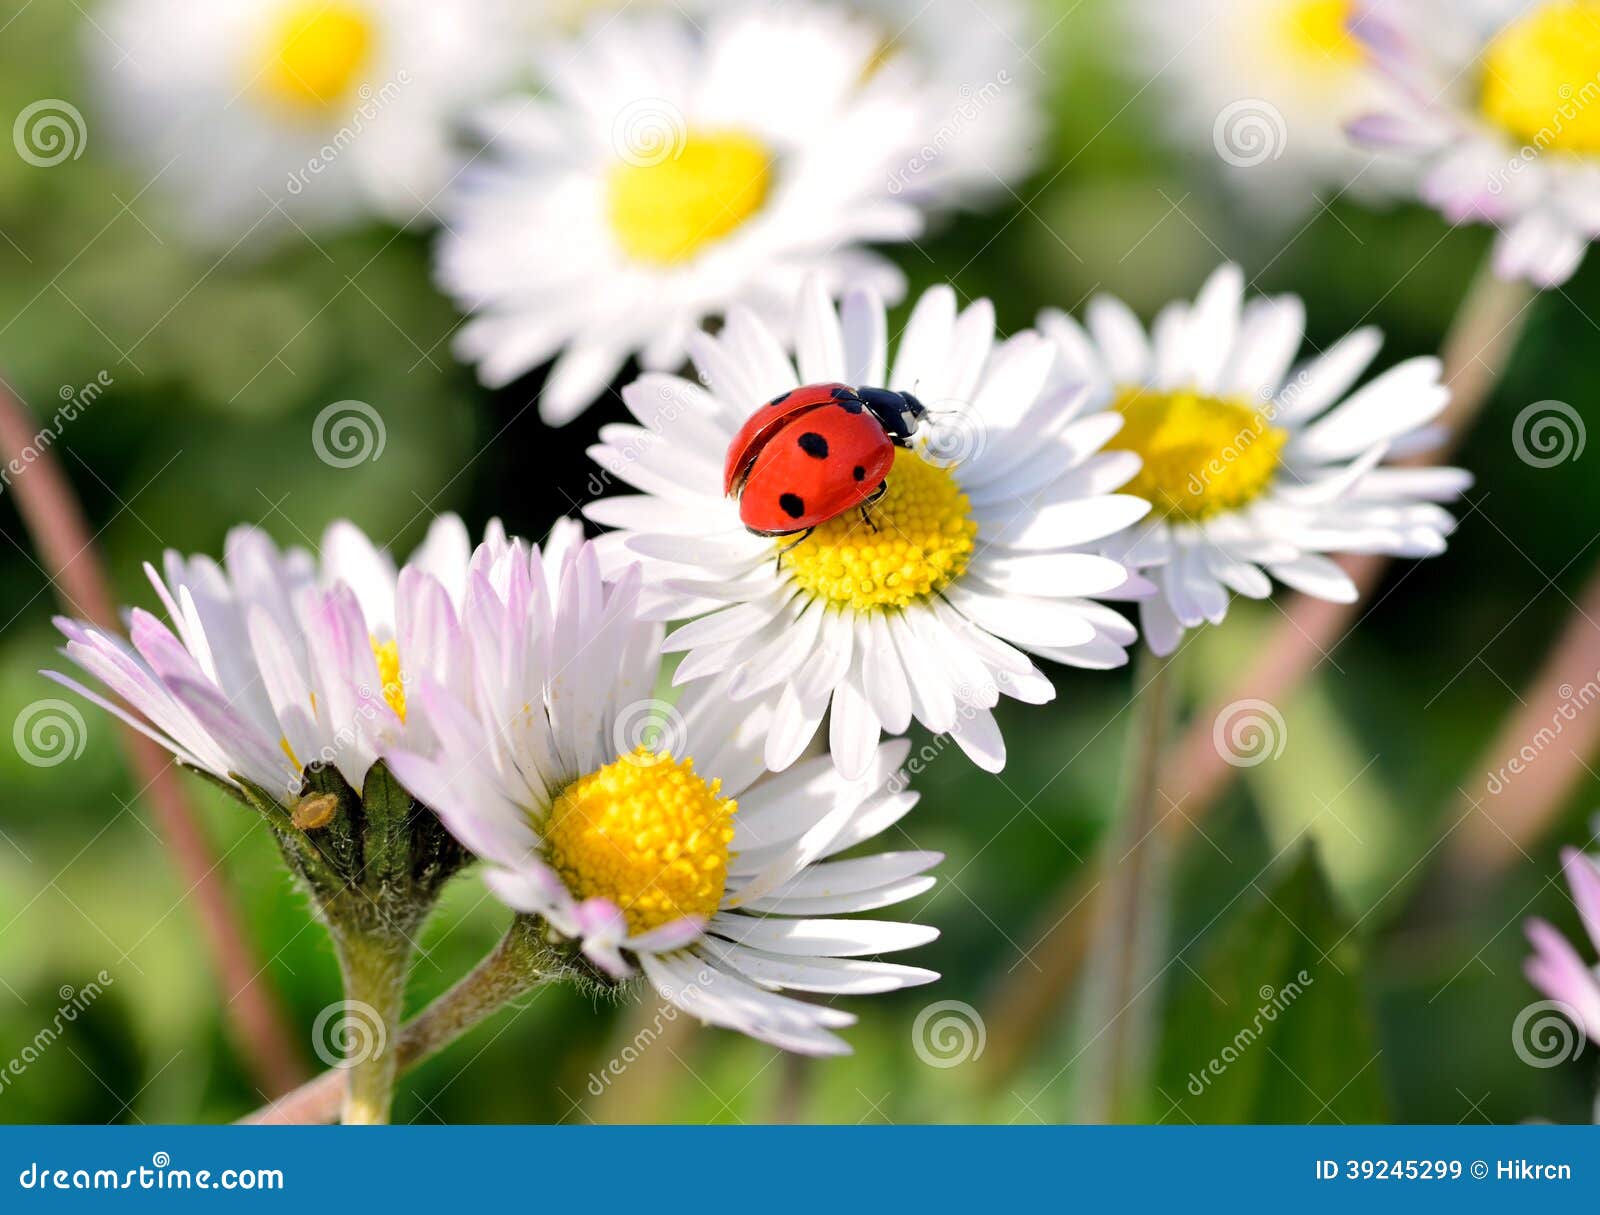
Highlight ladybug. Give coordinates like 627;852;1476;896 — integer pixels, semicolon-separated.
724;383;927;540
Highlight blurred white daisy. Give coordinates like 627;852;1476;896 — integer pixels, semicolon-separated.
671;0;1048;205
45;514;529;802
436;4;928;424
1126;0;1413;213
582;279;1151;778
385;535;940;1056
1039;263;1468;655
1349;0;1600;286
91;0;524;240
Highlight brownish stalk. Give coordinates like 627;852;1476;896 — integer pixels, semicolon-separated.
980;262;1537;1084
0;378;306;1096
1417;566;1600;899
1073;649;1180;1123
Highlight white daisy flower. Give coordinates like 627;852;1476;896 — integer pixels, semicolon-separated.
581;279;1152;778
1348;0;1600;286
91;0;524;241
1126;0;1413;213
674;0;1049;206
877;0;1048;207
44;514;535;802
436;4;928;424
1039;262;1469;655
384;535;940;1056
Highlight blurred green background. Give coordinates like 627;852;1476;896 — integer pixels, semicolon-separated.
2;0;1598;1124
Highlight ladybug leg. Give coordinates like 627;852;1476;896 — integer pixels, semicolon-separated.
774;528;815;569
857;480;887;532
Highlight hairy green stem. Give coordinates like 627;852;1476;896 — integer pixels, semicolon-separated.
332;932;415;1125
245;918;549;1125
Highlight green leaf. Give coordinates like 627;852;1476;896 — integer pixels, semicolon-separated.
359;760;415;891
1153;843;1389;1123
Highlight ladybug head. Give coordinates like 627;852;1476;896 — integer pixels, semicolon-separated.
856;387;926;447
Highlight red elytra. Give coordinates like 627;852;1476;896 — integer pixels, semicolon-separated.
724;383;926;537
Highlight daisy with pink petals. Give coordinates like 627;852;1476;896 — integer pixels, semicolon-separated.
1348;0;1600;287
45;514;529;803
384;532;941;1056
1525;846;1600;1042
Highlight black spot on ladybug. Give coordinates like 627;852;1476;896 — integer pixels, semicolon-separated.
852;465;866;482
797;432;829;459
770;391;792;407
836;398;864;415
779;493;805;519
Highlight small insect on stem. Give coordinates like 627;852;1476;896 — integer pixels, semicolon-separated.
292;792;339;831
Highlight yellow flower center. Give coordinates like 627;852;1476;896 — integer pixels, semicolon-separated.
261;2;375;113
543;749;736;936
608;132;772;265
370;636;406;722
1480;1;1600;153
1279;0;1362;68
1109;387;1287;523
780;448;979;611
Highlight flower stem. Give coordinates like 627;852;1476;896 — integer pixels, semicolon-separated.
332;931;414;1125
979;251;1537;1085
245;917;549;1125
1075;647;1181;1123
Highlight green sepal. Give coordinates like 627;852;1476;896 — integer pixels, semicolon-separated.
227;760;470;938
